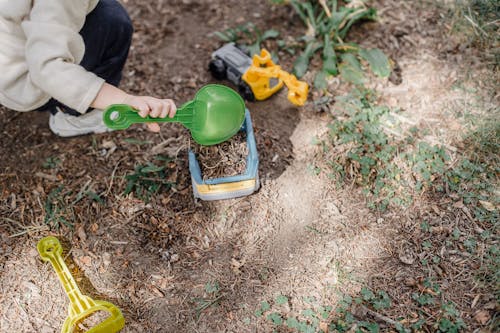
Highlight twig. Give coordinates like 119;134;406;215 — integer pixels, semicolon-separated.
465;7;487;36
35;172;58;182
105;158;124;196
195;294;225;320
360;305;410;333
319;0;331;18
0;173;17;178
9;225;49;238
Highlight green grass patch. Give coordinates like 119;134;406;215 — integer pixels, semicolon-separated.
124;156;176;201
44;183;103;229
323;89;498;222
250;287;468;332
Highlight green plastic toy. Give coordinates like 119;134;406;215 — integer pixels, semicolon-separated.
37;236;125;333
103;84;246;146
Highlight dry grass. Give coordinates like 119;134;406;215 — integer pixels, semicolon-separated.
191;132;248;180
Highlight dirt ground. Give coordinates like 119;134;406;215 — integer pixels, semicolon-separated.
0;0;498;332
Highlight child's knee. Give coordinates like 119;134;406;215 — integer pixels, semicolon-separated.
99;0;133;40
112;6;133;39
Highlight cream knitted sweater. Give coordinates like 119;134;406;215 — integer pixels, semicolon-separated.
0;0;104;113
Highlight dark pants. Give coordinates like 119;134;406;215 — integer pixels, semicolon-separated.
38;0;133;115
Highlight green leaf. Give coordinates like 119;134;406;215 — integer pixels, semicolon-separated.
212;30;234;42
302;308;316;318
204;281;219;293
285;317;299;328
359;48;391;77
338;8;377;39
326;9;352;34
290;0;309;26
302;2;317;30
140;165;165;173
339;54;365;85
314;70;328;90
267;312;283;325
293;41;321;78
86;191;104;204
260;29;280;41
261;301;271;311
360;321;380;333
303;296;317;304
341;53;362;70
320;305;332;319
298;322;316;333
247;43;261;56
322;35;338;75
361;287;375;301
373;291;391;310
275;295;288;305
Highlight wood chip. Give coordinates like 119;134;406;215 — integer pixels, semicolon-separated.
35;172;58;182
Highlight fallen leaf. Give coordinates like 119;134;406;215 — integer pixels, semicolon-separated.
404;277;417;286
77;225;87;242
100;140;116;149
399;248;416;265
471;294;480;309
431;205;441;214
90;223;99;233
479;200;496;212
80;256;92;267
473;310;490;325
483;301;497;310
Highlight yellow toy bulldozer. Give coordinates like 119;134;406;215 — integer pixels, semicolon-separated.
209;43;308;106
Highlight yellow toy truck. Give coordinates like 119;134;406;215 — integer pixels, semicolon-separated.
209;43;308;106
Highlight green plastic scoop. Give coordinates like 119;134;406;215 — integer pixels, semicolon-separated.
103;84;245;146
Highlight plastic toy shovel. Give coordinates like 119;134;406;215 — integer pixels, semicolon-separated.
37;236;125;333
103;84;245;146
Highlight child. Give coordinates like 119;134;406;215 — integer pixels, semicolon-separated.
0;0;176;137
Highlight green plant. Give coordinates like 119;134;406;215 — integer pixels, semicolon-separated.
326;88;499;218
44;184;103;229
275;0;391;88
404;142;449;191
450;0;499;63
252;291;409;332
42;156;61;169
437;302;466;332
124;156;175;201
44;186;73;229
194;280;224;320
327;90;401;210
212;22;280;56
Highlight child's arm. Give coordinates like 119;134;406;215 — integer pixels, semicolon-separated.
91;83;176;132
21;0;175;132
22;0;104;114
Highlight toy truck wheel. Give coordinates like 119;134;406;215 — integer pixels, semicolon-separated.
238;81;255;101
209;59;227;80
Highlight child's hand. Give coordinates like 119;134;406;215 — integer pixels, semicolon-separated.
91;84;176;132
123;95;177;132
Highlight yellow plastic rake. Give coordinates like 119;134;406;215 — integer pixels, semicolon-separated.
37;236;125;333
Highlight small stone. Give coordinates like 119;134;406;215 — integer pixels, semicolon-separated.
399;248;416;265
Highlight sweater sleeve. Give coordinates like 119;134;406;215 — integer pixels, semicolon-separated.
21;0;104;114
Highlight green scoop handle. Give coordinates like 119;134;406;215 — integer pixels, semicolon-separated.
103;101;195;130
103;84;246;146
